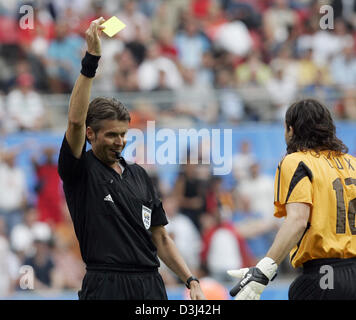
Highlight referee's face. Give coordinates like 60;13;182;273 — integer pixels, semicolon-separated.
89;119;129;166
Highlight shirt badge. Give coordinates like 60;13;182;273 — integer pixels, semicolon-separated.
142;205;152;230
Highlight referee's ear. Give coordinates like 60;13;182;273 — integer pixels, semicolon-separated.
86;126;95;145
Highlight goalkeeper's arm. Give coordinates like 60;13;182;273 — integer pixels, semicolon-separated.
228;202;310;300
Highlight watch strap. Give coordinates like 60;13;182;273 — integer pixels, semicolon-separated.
186;276;199;289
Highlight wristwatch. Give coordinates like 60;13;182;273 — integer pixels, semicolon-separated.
185;276;200;289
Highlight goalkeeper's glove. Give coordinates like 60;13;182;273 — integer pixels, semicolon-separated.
227;257;278;300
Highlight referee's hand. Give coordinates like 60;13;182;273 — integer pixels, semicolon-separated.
227;257;277;300
85;17;106;56
189;281;206;300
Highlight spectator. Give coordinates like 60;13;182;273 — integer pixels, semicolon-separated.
152;2;177;38
331;0;356;27
0;217;20;297
17;4;55;51
231;140;256;183
195;142;213;183
202;0;228;42
51;0;92;19
156;29;179;62
116;0;151;43
29;22;52;59
0;93;5;134
212;14;252;57
22;226;55;290
174;67;218;124
296;48;331;88
46;21;85;93
152;0;191;37
175;15;211;69
190;0;215;21
300;69;339;109
262;0;298;51
0;54;13;93
215;67;245;123
114;43;141;92
52;235;85;290
173;160;207;232
309;17;353;67
265;64;298;121
204;176;222;218
53;203;82;262
164;194;202;277
10;206;52;262
222;0;262;30
196;51;215;86
234;50;272;121
0;149;28;235
204;176;235;221
32;146;64;227
235;50;272;87
137;40;183;91
269;44;298;86
137;0;160;18
338;88;356;120
234;162;275;222
128;101;158;130
6;73;46;132
330;44;356;89
200;209;254;281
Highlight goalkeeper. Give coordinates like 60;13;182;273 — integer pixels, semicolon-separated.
228;99;356;300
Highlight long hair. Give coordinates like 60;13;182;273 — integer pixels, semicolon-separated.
285;99;348;155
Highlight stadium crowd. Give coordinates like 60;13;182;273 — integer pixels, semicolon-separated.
0;0;355;297
1;0;356;131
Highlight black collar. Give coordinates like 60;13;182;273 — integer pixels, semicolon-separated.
89;150;128;168
117;156;127;168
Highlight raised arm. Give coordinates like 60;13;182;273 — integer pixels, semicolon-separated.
66;17;105;158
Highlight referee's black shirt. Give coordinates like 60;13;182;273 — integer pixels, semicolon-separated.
58;135;168;272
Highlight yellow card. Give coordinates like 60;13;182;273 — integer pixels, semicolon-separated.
101;16;126;37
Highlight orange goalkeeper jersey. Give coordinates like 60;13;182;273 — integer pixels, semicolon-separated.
274;150;356;268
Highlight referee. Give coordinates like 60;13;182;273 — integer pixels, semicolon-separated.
58;17;205;300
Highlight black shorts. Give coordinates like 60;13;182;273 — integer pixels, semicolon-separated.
78;269;168;300
288;257;356;300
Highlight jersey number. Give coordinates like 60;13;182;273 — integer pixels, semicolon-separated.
333;178;356;235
